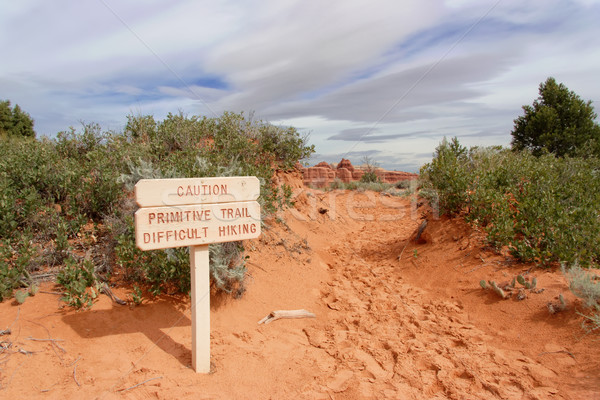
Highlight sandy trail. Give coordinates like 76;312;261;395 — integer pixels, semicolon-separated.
0;184;599;399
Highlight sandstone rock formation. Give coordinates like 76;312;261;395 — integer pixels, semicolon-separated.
314;161;333;169
300;159;417;187
336;158;355;172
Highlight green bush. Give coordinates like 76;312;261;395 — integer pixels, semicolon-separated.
0;234;36;301
112;216;190;296
114;112;312;300
421;137;600;266
56;256;99;309
359;156;381;184
360;170;379;183
114;153;259;297
0;111;314;306
420;137;469;215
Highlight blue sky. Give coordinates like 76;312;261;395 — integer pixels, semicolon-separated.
2;0;600;171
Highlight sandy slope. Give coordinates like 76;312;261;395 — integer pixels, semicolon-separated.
0;180;599;399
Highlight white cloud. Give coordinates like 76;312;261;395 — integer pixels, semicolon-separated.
1;0;599;171
206;1;442;103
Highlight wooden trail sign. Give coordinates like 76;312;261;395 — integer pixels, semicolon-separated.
134;176;261;373
135;176;260;207
134;201;261;251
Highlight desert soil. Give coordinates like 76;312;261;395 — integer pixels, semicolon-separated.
1;178;599;399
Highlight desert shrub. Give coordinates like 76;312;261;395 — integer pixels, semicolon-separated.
122;111;312;214
327;178;346;190
563;262;600;308
395;180;413;189
359;156;381;183
0;111;313;306
421;137;600;266
55;124;129;219
0;234;36;301
113;112;313;300
325;179;393;192
113;221;190;297
0;131;128;303
0;180;19;236
360;170;379;183
420;137;469;215
114;155;250;297
210;241;247;297
563;261;600;333
257;123;314;171
396;182;418;198
0;137;57;238
56;256;99;308
0;241;23;301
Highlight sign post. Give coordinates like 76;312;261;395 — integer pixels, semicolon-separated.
190;245;210;372
134;176;261;373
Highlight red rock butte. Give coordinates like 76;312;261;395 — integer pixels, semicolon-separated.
299;158;418;187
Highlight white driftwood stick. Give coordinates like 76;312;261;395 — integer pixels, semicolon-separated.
258;309;316;324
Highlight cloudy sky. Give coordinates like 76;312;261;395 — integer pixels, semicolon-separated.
2;0;600;171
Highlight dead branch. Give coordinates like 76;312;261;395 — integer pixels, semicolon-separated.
398;240;410;261
69;356;82;366
117;376;163;392
247;261;268;273
26;319;67;354
73;363;81;387
0;341;12;352
31;273;57;281
258;309;316;324
414;219;428;242
100;283;127;305
26;337;65;342
40;382;58;393
26;335;66;354
399;219;428;261
69;355;82;386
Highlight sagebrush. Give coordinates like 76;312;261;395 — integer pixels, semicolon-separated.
563;262;600;308
0;111;314;305
420;137;600;266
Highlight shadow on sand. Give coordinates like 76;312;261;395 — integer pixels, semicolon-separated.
62;297;192;367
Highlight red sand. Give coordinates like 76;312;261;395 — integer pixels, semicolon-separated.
0;184;599;399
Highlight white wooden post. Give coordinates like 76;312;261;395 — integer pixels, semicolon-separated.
190;245;210;373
